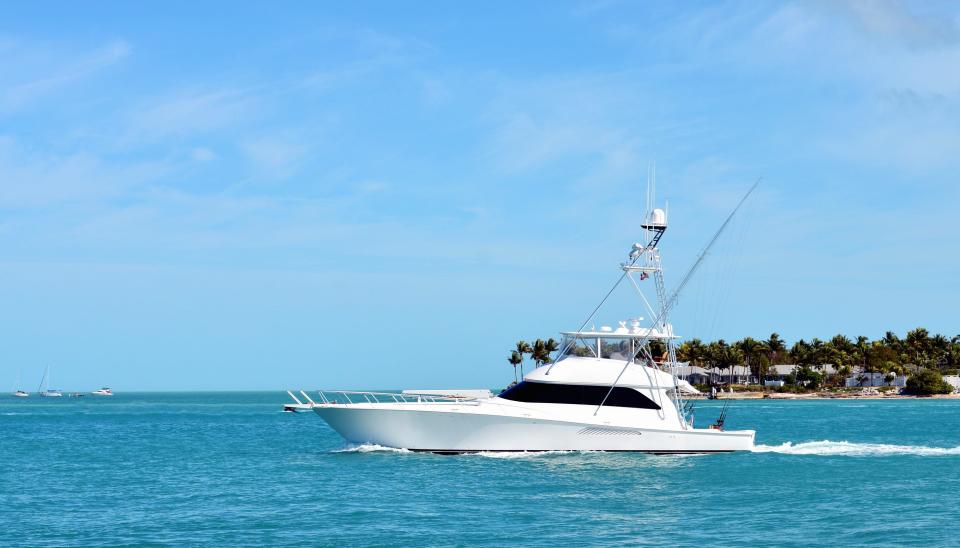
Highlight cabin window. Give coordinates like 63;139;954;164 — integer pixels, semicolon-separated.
498;381;661;410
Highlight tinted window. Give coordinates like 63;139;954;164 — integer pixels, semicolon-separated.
499;381;661;410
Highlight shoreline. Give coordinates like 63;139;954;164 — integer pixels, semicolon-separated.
690;391;960;400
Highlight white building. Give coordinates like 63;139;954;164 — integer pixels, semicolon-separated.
844;372;907;388
767;364;840;379
675;364;753;385
943;376;960;393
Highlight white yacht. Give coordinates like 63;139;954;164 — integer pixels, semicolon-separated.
13;371;29;397
92;387;114;396
292;186;757;453
37;366;63;398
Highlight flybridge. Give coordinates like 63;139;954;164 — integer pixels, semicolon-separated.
561;320;679;340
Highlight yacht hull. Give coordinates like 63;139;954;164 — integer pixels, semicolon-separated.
313;404;754;453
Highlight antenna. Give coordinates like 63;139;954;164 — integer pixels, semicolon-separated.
644;162;652;227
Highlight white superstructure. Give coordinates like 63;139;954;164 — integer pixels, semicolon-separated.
292;182;758;453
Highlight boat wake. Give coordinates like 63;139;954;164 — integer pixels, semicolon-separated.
332;443;412;454
472;450;579;459
753;440;960;457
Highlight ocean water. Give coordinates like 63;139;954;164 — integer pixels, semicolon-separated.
3;393;959;547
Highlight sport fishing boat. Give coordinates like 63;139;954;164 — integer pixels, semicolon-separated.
290;185;757;453
92;387;114;396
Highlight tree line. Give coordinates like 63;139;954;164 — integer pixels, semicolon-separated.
507;328;960;392
677;328;960;382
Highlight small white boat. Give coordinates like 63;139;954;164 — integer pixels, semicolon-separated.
37;366;63;397
92;387;114;396
13;371;29;397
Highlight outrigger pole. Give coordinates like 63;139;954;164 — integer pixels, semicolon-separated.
593;178;761;416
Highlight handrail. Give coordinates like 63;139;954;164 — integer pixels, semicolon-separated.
314;390;480;405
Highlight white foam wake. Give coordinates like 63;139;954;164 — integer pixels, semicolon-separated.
753;440;960;457
472;450;578;459
331;443;411;454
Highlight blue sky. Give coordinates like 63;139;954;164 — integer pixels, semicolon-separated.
2;1;959;390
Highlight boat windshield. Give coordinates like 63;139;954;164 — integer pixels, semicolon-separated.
561;335;670;363
499;381;660;410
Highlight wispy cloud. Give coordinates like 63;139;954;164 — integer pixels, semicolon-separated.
124;87;256;142
0;134;172;208
1;40;130;111
840;0;960;47
240;135;310;180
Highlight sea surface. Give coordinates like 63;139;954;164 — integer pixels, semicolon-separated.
3;393;959;547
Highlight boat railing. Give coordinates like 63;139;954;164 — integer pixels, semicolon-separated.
318;390;480;405
284;389;479;411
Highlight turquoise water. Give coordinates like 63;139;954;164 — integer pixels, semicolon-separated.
3;393;959;546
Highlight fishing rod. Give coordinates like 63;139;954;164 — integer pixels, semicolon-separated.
713;400;730;430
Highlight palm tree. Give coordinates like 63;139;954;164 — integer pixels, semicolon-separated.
883;331;902;357
810;338;827;372
708;340;741;385
855;335;870;370
515;340;532;377
765;333;786;364
508;351;522;383
906;327;931;367
931;334;950;370
735;337;767;385
790;339;812;366
543;338;560;364
678;338;707;366
530;339;547;368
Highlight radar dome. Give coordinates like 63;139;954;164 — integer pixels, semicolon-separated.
649;208;666;226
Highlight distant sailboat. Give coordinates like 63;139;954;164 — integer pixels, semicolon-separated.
38;366;62;397
13;371;28;397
